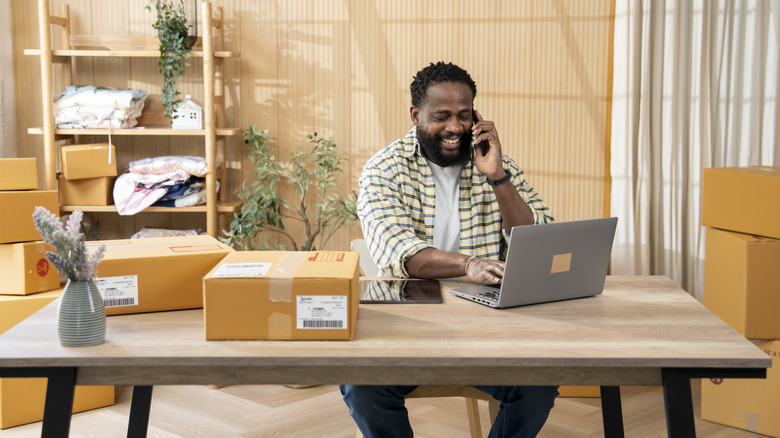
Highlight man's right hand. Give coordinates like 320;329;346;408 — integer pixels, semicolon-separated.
465;257;505;284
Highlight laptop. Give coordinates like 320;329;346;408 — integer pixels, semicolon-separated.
449;217;618;308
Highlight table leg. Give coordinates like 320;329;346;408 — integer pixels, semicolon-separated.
661;369;695;438
127;385;154;438
599;386;625;438
41;367;78;438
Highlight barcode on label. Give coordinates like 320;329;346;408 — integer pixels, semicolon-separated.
103;297;136;307
301;320;343;328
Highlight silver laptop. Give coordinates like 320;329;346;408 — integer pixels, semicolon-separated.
449;217;618;308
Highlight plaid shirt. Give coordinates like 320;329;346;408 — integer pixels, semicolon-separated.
358;126;554;277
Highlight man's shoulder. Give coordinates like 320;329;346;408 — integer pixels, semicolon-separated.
363;131;417;173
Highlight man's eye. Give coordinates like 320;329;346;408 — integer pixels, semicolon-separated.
433;116;448;122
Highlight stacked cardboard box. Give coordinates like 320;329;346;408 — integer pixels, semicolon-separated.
58;143;117;206
0;157;114;429
700;166;780;436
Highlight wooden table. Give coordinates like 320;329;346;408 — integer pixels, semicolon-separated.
0;276;769;437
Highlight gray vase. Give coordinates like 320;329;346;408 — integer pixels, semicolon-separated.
58;279;106;347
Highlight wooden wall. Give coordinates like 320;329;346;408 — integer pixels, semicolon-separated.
10;0;614;249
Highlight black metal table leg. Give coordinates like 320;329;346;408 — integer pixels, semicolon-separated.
662;369;696;438
127;385;154;438
41;367;78;438
600;385;625;438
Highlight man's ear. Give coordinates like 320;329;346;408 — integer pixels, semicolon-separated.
410;106;420;126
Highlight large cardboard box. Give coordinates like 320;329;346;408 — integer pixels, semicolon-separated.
701;340;779;437
0;290;114;429
702;166;780;239
0;158;38;190
60;143;117;180
0;242;61;295
703;227;780;339
91;235;233;315
203;251;359;340
0;190;59;244
58;175;114;206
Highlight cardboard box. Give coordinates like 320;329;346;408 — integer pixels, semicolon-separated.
90;235;233;315
0;190;59;244
60;143;117;180
0;242;61;295
703;227;780;339
558;385;600;398
701;340;779;437
0;289;62;334
0;380;114;429
58;175;114;206
203;251;359;340
0;290;114;429
0;158;38;190
702;166;780;239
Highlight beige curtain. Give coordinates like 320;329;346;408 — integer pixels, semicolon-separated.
0;0;15;158
610;0;780;300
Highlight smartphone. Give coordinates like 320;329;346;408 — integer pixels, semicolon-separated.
472;109;488;156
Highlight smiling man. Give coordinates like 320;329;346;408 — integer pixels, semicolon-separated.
341;62;558;437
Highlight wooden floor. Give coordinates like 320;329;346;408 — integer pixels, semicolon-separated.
1;381;764;437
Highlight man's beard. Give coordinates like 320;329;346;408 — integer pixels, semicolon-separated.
417;126;471;167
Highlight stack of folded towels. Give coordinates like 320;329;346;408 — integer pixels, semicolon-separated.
54;85;148;129
113;156;218;215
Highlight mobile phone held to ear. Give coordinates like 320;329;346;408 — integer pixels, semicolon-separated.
472;109;488;156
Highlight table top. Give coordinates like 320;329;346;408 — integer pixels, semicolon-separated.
0;276;769;386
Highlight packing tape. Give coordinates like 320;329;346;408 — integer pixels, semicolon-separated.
268;252;309;302
268;312;292;340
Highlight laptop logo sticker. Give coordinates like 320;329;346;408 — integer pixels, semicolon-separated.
550;253;572;273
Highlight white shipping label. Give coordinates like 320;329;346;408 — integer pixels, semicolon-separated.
297;295;348;329
94;275;139;308
211;262;273;278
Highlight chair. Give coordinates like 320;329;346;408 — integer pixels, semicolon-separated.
350;239;500;438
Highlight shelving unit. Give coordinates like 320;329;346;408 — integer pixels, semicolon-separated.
25;0;240;237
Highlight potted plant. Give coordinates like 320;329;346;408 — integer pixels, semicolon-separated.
33;207;107;347
147;0;196;123
221;124;359;251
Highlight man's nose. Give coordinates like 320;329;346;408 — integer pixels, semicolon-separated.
446;117;464;133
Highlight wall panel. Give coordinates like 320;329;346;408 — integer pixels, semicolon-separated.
11;0;614;248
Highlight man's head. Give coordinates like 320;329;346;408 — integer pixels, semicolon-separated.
410;62;478;167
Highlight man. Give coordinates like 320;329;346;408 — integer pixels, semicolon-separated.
342;62;558;437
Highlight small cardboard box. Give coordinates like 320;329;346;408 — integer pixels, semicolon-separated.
203;251;359;340
0;158;38;190
0;242;61;295
60;143;117;180
558;385;600;398
0;290;114;429
701;340;779;437
703;227;780;339
58;175;114;206
90;235;233;315
0;190;59;244
702;166;780;239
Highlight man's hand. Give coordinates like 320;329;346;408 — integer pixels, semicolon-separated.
472;109;505;180
465;256;505;284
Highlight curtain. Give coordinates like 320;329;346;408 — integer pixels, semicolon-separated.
610;0;780;300
0;0;15;158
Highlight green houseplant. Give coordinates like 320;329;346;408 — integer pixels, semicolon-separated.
222;124;358;251
33;207;107;347
147;0;194;123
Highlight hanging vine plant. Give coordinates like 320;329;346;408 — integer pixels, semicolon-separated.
147;1;196;123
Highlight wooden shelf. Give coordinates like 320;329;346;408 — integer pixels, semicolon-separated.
28;127;240;136
24;49;239;59
60;200;242;214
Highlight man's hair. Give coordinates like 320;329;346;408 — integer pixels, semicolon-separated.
410;62;477;108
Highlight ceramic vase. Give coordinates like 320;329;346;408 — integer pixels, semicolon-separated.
58;279;106;347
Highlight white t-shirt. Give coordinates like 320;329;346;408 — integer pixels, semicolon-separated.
427;161;463;253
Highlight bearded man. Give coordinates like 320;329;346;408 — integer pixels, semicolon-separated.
340;62;559;438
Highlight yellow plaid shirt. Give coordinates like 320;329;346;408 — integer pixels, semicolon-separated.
358;126;554;277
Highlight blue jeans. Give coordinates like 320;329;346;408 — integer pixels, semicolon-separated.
339;385;559;438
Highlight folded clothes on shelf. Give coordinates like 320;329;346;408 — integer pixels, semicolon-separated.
53;85;148;129
113;156;218;215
